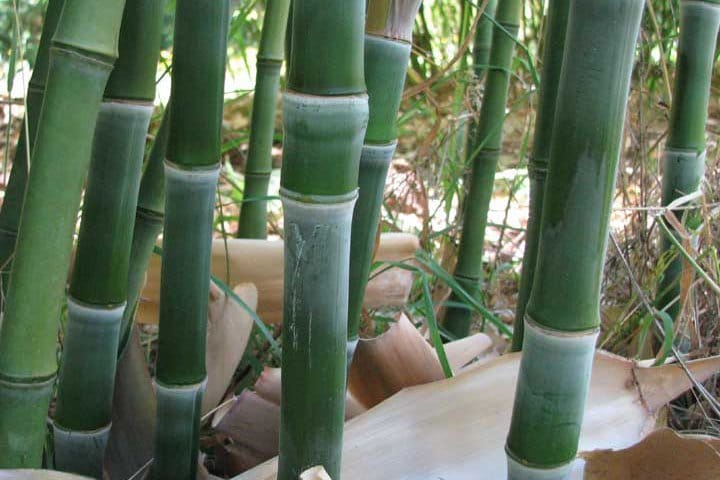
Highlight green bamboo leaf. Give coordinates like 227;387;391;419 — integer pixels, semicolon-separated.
414;250;512;336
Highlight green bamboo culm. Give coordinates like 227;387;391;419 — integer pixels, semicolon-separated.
152;0;228;478
443;0;522;339
655;0;720;330
0;0;127;468
51;0;166;475
470;0;498;85
510;0;570;352
278;0;368;478
346;0;422;365
118;107;170;356
0;0;64;304
505;0;643;477
105;109;170;480
236;0;291;239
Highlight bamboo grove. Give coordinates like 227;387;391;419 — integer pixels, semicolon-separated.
0;0;719;478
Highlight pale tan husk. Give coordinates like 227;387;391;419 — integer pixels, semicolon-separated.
233;352;720;480
138;233;418;326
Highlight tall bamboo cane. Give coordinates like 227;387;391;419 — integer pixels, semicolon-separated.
151;0;228;478
0;0;64;301
443;0;522;339
510;0;570;352
105;109;169;480
655;0;720;328
469;0;497;83
278;0;368;478
51;0;165;475
236;0;291;239
505;0;643;477
0;0;127;468
118;107;170;355
347;0;422;364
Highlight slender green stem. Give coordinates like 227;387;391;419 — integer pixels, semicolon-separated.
237;0;291;239
51;0;165;474
511;0;570;352
347;0;422;365
0;0;64;306
0;0;127;467
278;1;368;478
444;0;522;339
118;107;171;356
152;0;228;478
655;0;720;327
471;0;498;83
506;0;643;476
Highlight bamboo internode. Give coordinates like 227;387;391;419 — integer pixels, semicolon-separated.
0;0;64;304
0;0;126;467
655;0;720;332
151;0;229;478
237;0;291;239
278;1;368;478
347;0;421;365
444;0;522;339
511;0;570;352
51;0;165;473
506;0;644;476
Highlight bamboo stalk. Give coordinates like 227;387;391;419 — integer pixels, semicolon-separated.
136;233;418;326
104;110;169;480
51;0;165;475
347;0;422;364
0;0;64;303
655;0;720;330
505;0;643;477
278;0;368;478
236;0;291;239
510;0;570;352
470;0;498;82
151;0;228;477
0;0;127;468
117;107;170;355
443;0;522;339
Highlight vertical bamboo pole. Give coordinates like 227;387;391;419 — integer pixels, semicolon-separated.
510;0;570;351
118;108;170;355
51;0;165;475
655;0;720;327
505;0;643;477
0;0;127;468
236;0;291;239
151;0;228;478
278;0;368;478
470;0;498;82
444;0;522;338
347;0;422;364
0;0;65;301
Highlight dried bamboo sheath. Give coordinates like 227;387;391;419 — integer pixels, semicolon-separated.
506;0;643;477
